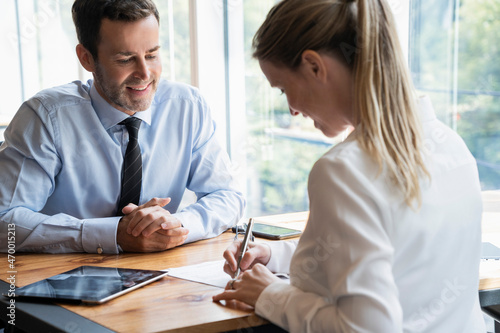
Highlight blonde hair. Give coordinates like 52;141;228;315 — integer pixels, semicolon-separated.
253;0;429;207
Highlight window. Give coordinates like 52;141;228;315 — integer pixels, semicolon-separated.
409;0;500;190
1;0;81;126
223;0;500;217
2;0;498;217
0;0;191;124
237;1;338;216
226;0;406;217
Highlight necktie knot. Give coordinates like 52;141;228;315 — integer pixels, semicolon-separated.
120;117;142;140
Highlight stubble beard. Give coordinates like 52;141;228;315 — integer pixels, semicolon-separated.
94;63;158;112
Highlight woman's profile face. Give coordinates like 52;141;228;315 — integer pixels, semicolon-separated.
259;54;354;138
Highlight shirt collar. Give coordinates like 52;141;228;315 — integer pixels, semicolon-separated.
89;80;152;130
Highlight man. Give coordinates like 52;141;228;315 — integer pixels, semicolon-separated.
0;0;245;253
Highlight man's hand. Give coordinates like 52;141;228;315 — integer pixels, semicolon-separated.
122;197;177;237
117;197;189;252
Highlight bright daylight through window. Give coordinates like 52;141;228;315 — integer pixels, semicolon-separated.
1;0;499;218
409;0;500;191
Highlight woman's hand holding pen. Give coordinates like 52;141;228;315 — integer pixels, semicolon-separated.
222;240;272;277
213;240;278;307
213;263;280;307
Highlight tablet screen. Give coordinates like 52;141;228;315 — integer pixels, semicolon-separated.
9;266;168;304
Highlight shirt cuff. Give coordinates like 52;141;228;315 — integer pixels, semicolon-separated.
82;216;121;254
173;211;200;243
255;282;294;329
265;240;298;274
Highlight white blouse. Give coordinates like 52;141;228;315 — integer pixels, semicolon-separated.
256;97;486;332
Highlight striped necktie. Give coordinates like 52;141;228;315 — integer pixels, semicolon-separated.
117;117;142;214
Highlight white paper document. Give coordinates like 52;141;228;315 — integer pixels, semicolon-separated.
167;260;230;288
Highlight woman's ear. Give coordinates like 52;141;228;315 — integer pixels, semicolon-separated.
76;44;96;73
301;50;328;83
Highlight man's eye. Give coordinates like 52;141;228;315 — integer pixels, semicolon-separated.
118;58;132;64
146;54;157;60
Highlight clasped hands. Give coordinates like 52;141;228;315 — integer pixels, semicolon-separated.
117;197;189;252
212;240;282;307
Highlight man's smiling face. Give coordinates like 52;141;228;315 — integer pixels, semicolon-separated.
93;15;162;115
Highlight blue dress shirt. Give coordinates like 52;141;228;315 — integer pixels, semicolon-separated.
0;79;245;253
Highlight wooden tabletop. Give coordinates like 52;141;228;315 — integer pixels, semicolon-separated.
0;212;308;333
2;208;500;332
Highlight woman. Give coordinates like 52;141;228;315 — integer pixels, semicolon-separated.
213;0;485;332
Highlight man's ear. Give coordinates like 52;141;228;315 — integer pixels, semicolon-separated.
301;50;327;83
76;44;96;72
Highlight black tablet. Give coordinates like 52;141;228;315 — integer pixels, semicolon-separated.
4;266;168;304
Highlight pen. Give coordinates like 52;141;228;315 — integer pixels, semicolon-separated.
234;218;254;278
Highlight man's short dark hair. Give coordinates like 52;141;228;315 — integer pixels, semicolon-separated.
72;0;160;60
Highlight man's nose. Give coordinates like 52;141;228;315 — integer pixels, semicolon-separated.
133;59;151;81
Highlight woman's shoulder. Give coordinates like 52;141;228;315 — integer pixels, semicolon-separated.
312;134;376;179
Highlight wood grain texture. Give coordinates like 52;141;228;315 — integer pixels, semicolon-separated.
4;210;499;330
1;212;308;332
